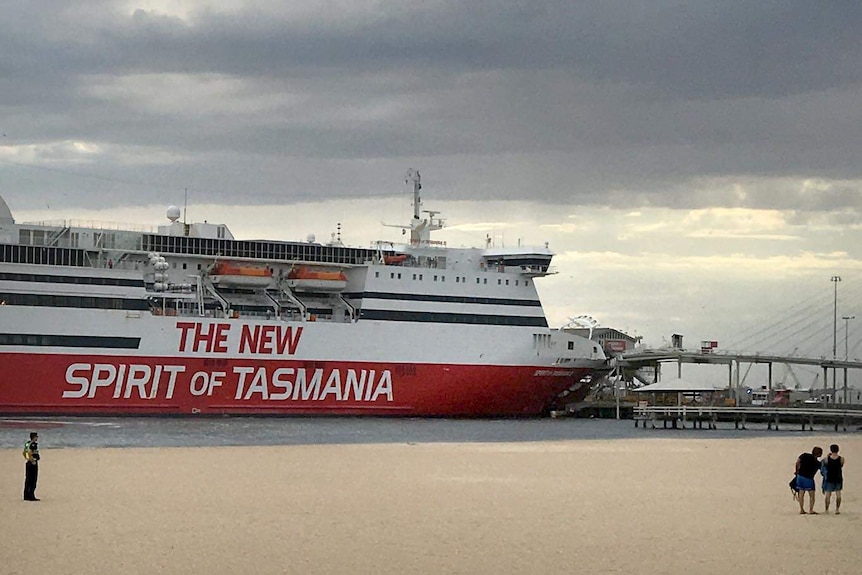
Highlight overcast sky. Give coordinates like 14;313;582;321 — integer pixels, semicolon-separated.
2;1;862;364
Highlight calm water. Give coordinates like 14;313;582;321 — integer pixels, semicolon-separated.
1;416;853;449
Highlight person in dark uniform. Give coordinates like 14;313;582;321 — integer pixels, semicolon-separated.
23;432;40;501
795;446;823;514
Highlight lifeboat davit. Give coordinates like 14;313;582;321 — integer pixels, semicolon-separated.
210;263;273;287
286;268;348;292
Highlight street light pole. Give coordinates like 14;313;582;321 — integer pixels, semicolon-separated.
830;276;841;406
832;276;841;359
843;315;855;404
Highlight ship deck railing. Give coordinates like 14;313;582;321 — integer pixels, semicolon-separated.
147;308;352;323
23;219;158;234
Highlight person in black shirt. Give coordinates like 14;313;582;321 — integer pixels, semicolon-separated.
794;446;823;514
23;431;40;501
822;444;845;514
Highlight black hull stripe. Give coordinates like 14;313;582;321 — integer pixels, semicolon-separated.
0;333;141;349
346;292;541;307
359;309;548;327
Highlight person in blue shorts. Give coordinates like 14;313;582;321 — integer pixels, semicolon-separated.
822;444;845;514
795;446;823;514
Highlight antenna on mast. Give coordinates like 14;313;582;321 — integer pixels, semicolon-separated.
183;187;188;225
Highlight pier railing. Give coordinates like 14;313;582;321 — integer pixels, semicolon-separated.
633;405;862;431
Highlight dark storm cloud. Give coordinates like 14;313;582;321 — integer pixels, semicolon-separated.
1;1;861;210
11;2;857;94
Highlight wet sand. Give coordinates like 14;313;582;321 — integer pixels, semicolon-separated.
2;435;858;574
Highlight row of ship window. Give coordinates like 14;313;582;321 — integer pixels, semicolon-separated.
359;309;548;327
0;272;144;287
0;293;148;310
0;333;140;349
378;271;529;287
143;235;378;265
0;244;87;266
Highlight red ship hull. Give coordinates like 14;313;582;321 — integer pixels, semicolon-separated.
0;353;593;417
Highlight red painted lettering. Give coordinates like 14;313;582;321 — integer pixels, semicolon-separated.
190;322;230;353
239;325;261;354
276;326;303;355
176;322;196;352
238;325;303;355
192;323;212;352
213;323;229;353
259;325;276;354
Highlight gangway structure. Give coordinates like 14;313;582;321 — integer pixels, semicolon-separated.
614;348;862;406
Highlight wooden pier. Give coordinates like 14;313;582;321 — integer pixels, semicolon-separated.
633;405;862;431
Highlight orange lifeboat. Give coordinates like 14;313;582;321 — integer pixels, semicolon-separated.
286;268;348;292
383;254;408;265
210;263;273;287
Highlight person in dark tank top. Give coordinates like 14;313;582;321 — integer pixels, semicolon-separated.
822;444;845;514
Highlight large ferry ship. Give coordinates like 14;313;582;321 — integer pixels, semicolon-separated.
0;171;606;416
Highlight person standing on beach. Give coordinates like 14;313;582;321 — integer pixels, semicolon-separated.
795;446;823;514
823;444;845;514
23;432;40;501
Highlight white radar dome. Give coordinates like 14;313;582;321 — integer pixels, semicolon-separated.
306;234;316;243
167;205;181;221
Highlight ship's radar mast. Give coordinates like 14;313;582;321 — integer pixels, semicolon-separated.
405;169;444;245
407;169;422;221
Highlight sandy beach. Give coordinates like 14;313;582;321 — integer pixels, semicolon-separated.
2;434;859;574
